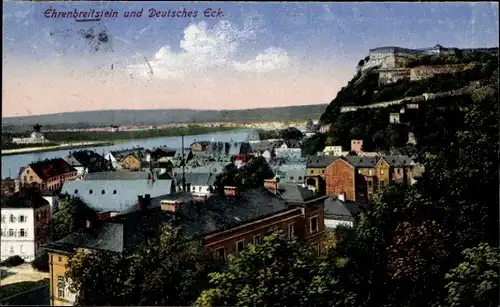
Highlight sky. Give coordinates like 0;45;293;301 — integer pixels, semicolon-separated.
3;1;499;117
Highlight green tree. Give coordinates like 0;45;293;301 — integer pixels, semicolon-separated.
214;156;274;191
301;133;326;155
196;232;353;307
66;225;220;306
279;127;303;140
444;243;499;307
52;195;97;241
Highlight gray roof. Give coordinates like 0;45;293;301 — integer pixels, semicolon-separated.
250;140;280;152
172;162;228;174
172;172;217;187
382;155;413;167
306;155;338;168
64;155;83;167
278;183;321;204
84;171;152;181
344;156;378;168
44;188;293;255
110;148;146;161
324;197;364;220
61;180;173;212
277;168;307;183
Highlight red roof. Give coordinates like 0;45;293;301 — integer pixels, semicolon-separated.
28;158;77;180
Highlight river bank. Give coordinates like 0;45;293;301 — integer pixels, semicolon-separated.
1;141;114;156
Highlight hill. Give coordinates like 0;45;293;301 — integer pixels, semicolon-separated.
1;104;327;132
304;48;498;155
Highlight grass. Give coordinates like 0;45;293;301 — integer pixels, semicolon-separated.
0;279;48;300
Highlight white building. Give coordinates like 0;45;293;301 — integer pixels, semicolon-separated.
274;141;302;160
1;191;52;261
323;146;343;156
104;152;123;170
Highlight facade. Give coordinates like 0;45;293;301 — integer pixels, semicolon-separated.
172;172;217;196
19;158;78;191
44;187;326;305
12;124;49;145
1;188;52;261
121;155;142;171
64;150;112;176
389;113;401;123
324;155;413;203
351;140;364;153
323;146;343;156
409;64;468;81
305;155;337;192
274;141;302;161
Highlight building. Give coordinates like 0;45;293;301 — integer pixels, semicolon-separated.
305;155;337;192
120;155;142;171
172;172;217;195
323;146;347;156
319;124;331;133
389;113;401;124
44;186;326;306
1;187;52;261
1;178;20;196
190;141;212;152
274;141;302;161
19;158;78;191
64;150;112;177
11;124;50;145
323;196;364;229
61;179;174;213
351;140;364;153
105;148;147;170
324;155;413;203
275;162;307;185
42;189;61;215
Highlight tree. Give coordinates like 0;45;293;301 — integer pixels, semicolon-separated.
301;133;326;155
444;243;499;307
214;156;274;192
279;127;303;140
52;195;97;241
66;225;220;306
196;231;352;307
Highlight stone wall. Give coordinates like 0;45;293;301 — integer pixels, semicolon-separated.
410;64;468;81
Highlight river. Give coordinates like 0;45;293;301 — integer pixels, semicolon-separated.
1;130;252;179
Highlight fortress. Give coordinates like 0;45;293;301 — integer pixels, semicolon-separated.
11;124;50;145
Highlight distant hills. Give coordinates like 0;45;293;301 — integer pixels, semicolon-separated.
2;105;327;132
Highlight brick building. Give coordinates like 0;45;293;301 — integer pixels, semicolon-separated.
19;158;78;192
43;186;326;305
324;155;413;203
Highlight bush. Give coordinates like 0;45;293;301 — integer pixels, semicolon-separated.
1;255;25;267
31;250;49;272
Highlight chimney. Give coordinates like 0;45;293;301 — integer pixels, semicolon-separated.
161;200;182;214
223;186;238;197
338;192;345;202
144;194;151;207
138;195;144;210
14;179;20;193
264;179;278;194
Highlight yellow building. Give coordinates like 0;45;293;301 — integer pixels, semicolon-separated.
305;155;338;192
47;251;76;306
120;155;141;171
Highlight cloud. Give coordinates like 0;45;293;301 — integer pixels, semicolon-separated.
128;20;291;79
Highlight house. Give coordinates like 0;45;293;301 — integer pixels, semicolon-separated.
319;124;331;133
19;158;78;191
147;147;176;161
120;155;142;171
173;148;194;166
84;171;159;181
233;155;251;168
1;178;20;196
42;189;61;215
172;172;217;195
275;163;307;185
172;162;228;175
1;187;52;261
190;141;212;152
105;148;147;170
274;140;302;161
351;139;364;153
64;150;112;176
44;187;326;306
140;159;173;176
323;146;344;156
323;196;364;229
324;155;413;203
305;155;337;192
60;179;174;213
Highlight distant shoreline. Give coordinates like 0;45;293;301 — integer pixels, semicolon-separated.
1;141;114;156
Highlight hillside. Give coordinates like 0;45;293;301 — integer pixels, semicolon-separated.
307;49;498;155
1;104;327;132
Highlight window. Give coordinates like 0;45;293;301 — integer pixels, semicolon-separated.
288;223;295;239
20;229;26;237
310;170;314;174
74;189;78;194
380;169;384;175
1;215;5;223
298;176;302;180
236;240;244;252
368;181;372;187
289;176;294;180
10;215;15;223
215;247;226;260
89;189;93;194
369;169;372;175
397;168;401;174
27;169;30;174
101;190;105;194
19;215;26;223
29;176;33;181
57;276;66;298
252;234;262;245
58;256;63;262
199;187;202;192
310;216;318;234
113;190;117;194
192;186;196;191
20;245;24;253
9;246;14;253
8;229;14;237
379;180;385;189
24;176;27;181
322;170;325;173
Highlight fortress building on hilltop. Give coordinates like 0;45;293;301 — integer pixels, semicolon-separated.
363;44;498;71
12;124;50;145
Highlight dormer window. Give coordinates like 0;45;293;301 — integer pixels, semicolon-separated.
101;190;105;194
113;190;117;194
89;189;93;194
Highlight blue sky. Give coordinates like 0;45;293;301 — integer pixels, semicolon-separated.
3;1;499;116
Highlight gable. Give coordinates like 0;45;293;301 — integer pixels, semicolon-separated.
325;157;353;172
376;157;390;169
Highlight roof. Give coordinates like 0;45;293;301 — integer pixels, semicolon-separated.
1;187;50;210
306;155;338;168
172;172;217;187
283;140;301;148
64;155;83;167
84;171;153;181
69;150;112;172
382;155;413;167
344;156;378;168
44;188;293;255
324;197;364;220
172;162;228;174
61;180;174;212
277;183;321;204
110;148;146;161
28;158;77;180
